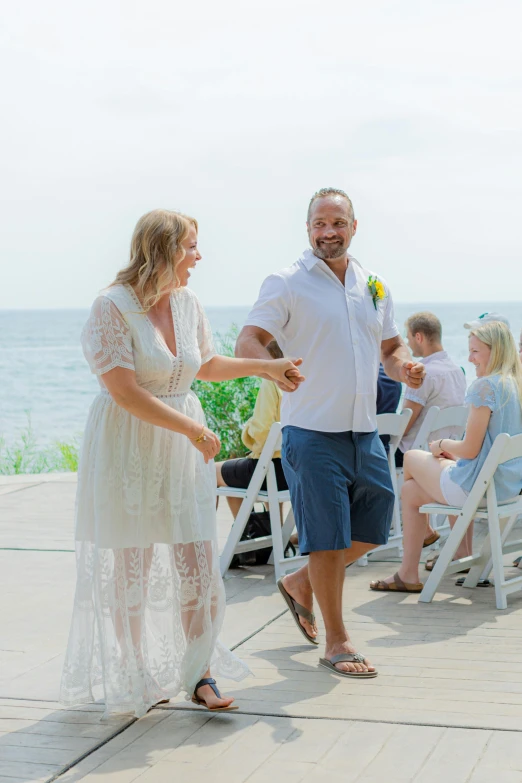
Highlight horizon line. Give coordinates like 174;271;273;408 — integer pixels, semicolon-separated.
1;300;522;313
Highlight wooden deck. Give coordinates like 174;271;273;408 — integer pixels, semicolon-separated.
2;474;522;782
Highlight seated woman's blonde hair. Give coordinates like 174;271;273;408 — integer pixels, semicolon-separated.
471;321;522;405
111;209;197;311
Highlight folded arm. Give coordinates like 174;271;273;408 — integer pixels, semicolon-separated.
430;405;490;461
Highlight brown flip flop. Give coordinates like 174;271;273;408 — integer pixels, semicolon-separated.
277;577;319;645
370;572;423;593
319;652;378;678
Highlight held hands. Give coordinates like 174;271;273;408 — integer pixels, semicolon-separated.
400;361;425;389
266;358;306;393
189;426;221;464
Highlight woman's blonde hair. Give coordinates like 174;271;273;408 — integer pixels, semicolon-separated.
470;321;522;405
110;209;198;311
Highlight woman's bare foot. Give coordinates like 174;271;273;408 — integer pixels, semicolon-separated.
282;571;318;640
325;634;375;674
194;671;235;710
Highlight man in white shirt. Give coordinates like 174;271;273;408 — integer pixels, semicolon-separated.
396;312;467;466
236;188;424;678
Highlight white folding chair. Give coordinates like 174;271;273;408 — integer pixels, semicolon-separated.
357;410;412;565
407;405;469;543
218;422;307;581
418;432;522;610
411;405;468;452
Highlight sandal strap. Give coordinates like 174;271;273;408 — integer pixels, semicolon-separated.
393;572;407;590
194;677;220;700
292;599;316;625
329;652;366;665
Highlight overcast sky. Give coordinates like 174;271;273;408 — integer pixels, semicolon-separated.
1;0;521;309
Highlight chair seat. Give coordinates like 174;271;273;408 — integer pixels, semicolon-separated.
216;486;291;502
420;498;522;519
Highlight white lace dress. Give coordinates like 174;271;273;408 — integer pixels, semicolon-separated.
60;283;249;717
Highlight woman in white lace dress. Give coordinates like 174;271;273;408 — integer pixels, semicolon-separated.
60;209;304;717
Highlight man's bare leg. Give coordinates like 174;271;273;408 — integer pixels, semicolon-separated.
282;541;378;641
308;549;375;673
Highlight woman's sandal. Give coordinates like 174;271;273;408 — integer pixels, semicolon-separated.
370;572;423;593
319;652;378;678
423;530;440;548
425;553;470;574
513;556;522;568
277;578;319;645
191;678;238;712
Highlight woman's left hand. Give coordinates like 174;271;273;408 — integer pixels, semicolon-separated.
266;358;305;393
429;440;443;457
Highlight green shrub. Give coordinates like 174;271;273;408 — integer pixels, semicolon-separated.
192;328;260;461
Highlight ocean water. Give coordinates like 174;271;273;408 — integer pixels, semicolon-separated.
1;302;520;447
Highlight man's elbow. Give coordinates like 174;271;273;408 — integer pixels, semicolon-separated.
235;332;249;358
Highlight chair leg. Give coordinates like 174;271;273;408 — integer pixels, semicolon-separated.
281;507;296;549
488;505;508;610
419;510;473;603
219;495;255;576
267;465;285;582
478;513;518;582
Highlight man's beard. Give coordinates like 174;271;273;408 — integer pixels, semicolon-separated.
313;239;347;261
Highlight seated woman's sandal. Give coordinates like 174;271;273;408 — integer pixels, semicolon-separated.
370;572;423;593
192;678;238;712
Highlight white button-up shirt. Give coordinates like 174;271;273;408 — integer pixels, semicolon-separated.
399;350;467;452
245;249;400;433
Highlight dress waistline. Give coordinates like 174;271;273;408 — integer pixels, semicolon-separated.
100;389;189;399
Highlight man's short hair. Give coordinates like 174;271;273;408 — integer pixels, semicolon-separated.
406;312;442;343
307;188;355;224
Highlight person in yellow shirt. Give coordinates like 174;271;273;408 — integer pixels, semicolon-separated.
216;341;288;518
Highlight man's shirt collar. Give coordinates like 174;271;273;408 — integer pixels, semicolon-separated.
300;248;360;272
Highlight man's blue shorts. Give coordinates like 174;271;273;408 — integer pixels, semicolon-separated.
282;427;395;555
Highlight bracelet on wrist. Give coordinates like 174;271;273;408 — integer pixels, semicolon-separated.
439;438;444;451
191;426;207;443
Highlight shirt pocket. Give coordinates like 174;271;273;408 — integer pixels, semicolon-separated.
364;293;385;336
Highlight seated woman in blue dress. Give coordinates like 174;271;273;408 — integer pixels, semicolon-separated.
370;321;522;593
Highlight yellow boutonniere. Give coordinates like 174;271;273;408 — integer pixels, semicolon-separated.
367;276;386;310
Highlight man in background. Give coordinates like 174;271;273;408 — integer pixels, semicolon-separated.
395;311;466;466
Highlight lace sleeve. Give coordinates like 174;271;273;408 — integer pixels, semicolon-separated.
81;296;135;375
196;299;216;365
465;377;497;411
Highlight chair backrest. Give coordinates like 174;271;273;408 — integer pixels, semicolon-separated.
224;421;282;500
459;432;522;515
377;410;412;438
411;405;468;451
255;421;283;472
